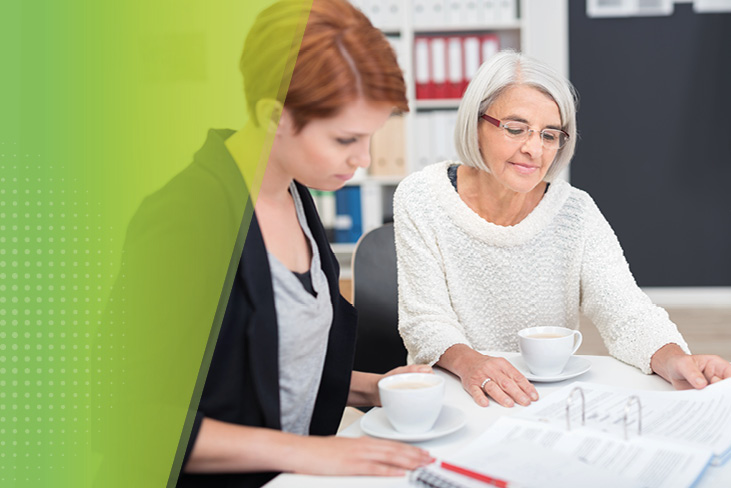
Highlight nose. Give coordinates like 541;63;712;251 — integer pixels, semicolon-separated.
521;130;544;159
349;139;371;169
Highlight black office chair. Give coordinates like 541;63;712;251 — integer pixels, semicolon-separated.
351;223;407;373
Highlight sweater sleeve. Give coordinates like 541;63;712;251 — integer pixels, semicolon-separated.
393;180;471;365
579;195;690;374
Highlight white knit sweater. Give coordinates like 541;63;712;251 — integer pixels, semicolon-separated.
393;161;689;374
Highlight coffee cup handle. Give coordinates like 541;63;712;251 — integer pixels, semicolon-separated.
570;330;583;355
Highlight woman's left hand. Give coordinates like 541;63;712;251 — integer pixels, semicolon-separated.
651;343;731;389
373;364;434;406
350;365;433;407
383;364;434;379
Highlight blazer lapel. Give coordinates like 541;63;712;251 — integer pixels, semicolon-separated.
295;182;340;310
239;211;282;429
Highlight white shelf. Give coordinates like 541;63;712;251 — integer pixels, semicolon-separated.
379;22;522;35
379;28;401;36
413;21;522;33
415;99;462;110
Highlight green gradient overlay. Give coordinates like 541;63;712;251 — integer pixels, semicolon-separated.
0;1;311;486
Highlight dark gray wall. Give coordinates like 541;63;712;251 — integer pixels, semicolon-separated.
568;2;731;286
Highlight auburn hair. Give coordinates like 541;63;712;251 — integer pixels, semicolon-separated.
241;0;408;131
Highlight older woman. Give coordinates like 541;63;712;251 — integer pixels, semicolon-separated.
394;50;731;409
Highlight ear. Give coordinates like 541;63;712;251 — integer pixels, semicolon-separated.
255;98;284;133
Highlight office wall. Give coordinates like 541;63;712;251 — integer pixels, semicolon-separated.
568;2;731;287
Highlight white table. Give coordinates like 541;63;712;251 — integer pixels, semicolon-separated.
265;354;731;487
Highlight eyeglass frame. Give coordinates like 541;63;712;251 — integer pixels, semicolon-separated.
480;114;570;149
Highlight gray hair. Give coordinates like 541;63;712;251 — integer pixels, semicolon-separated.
454;50;578;182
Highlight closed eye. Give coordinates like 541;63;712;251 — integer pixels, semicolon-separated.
336;137;357;145
501;121;529;135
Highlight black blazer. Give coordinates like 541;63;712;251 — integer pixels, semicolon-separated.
178;182;358;488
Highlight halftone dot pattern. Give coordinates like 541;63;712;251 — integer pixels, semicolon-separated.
0;144;117;484
2;1;308;484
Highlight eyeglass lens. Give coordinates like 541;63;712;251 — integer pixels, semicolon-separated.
502;122;566;149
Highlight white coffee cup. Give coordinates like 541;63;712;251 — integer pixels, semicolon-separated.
518;326;583;376
378;373;444;434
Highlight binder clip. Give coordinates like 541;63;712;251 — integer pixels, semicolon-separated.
565;386;586;431
623;395;642;440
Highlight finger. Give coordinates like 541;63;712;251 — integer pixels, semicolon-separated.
381;448;433;470
409;364;433;374
362;440;432;470
522;380;539;402
676;357;708;389
497;361;539;402
364;438;431;459
382;467;409;477
375;466;407;477
719;360;731;379
702;356;731;381
483;379;515;408
508;370;539;402
498;377;532;406
715;363;731;380
354;462;406;477
386;443;433;466
467;383;490;407
387;364;433;376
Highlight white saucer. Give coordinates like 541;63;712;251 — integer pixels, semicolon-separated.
509;356;592;382
360;405;466;442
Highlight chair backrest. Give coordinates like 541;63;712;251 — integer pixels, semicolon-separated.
351;223;407;373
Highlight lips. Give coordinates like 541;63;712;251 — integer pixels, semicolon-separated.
335;173;355;182
509;161;539;174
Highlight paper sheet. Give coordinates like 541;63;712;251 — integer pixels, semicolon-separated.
515;379;731;463
439;416;712;488
442;429;642;488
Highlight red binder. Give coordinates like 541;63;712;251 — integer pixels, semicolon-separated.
481;34;500;65
414;36;431;99
446;35;464;99
430;36;447;99
463;35;481;93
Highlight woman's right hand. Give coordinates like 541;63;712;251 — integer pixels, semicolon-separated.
290;435;434;476
186;418;432;476
438;344;538;408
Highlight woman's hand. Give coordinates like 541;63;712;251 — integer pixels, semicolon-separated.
350;365;433;407
290;435;433;477
651;343;731;389
186;418;432;476
383;364;434;378
438;344;538;407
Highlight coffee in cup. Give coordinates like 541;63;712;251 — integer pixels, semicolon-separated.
518;326;582;376
378;373;444;434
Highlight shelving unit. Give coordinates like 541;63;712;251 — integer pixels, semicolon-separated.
327;0;568;277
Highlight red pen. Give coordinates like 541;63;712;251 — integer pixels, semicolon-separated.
440;461;517;488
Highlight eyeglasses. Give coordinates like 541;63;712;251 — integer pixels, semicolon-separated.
480;114;569;150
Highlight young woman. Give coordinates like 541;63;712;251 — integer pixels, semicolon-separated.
176;1;433;486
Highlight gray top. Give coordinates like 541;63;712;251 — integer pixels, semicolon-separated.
268;182;333;435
